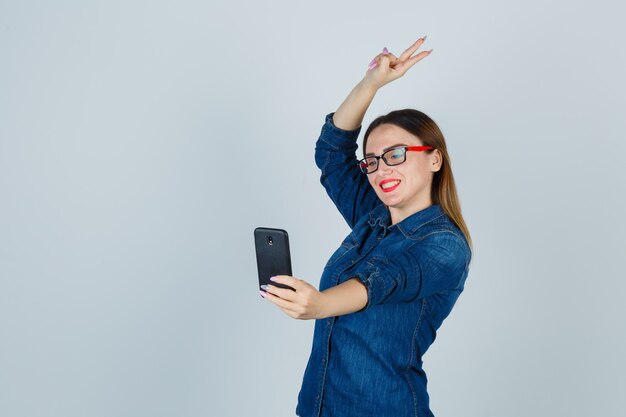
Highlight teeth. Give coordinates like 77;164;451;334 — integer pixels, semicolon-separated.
381;180;400;189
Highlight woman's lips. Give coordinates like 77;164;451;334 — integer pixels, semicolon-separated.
379;179;401;193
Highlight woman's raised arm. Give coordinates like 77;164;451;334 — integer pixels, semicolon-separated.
315;38;433;228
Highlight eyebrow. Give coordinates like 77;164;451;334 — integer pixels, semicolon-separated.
365;143;407;157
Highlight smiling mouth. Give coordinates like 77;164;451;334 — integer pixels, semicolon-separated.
380;180;401;192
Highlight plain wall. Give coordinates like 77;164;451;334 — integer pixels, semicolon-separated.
1;1;625;416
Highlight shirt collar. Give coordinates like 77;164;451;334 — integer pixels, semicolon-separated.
368;203;445;237
367;204;391;229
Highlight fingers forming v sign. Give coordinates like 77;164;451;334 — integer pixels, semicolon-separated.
366;36;433;88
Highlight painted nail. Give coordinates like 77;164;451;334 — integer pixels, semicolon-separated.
259;290;266;298
382;47;389;54
270;276;278;282
427;49;434;54
260;285;269;291
422;35;427;41
368;61;378;70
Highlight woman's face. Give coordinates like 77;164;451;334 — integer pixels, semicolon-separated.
365;124;442;217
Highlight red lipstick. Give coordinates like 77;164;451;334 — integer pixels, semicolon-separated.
379;179;401;193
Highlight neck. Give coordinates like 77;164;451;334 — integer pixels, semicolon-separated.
389;196;433;225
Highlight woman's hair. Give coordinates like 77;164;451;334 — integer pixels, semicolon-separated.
363;109;473;251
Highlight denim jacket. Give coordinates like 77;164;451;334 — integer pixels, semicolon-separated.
295;114;471;417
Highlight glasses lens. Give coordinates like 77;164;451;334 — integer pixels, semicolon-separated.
359;157;378;173
383;147;406;166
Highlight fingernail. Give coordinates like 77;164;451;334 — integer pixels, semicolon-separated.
270;276;277;282
259;290;266;298
427;49;433;54
422;35;427;41
260;285;269;291
368;61;378;70
382;47;389;54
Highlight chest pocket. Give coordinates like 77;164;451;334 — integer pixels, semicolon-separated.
323;233;358;269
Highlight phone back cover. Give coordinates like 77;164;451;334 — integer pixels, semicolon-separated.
254;227;293;290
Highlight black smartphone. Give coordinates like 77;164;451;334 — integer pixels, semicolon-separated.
254;227;295;291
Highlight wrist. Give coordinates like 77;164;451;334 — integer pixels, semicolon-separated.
356;78;380;96
316;291;330;319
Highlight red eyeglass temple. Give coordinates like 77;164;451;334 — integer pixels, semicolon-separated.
405;146;433;151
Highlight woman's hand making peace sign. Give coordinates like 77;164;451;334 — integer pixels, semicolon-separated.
332;36;433;130
362;37;433;90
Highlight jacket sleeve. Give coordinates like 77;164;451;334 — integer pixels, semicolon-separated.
315;113;381;229
351;231;471;309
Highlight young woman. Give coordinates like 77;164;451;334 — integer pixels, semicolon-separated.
260;37;473;417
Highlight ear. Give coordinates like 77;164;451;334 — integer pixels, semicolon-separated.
430;149;443;173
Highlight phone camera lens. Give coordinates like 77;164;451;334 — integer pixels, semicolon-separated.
267;236;274;245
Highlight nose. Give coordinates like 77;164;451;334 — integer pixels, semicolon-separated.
377;162;393;176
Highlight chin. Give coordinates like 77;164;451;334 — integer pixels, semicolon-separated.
379;194;404;207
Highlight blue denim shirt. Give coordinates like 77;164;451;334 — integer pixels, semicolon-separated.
295;114;472;417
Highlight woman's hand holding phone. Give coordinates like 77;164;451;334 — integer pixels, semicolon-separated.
260;276;368;320
260;275;328;320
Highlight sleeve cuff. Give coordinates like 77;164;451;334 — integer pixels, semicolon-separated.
351;268;387;312
319;113;362;150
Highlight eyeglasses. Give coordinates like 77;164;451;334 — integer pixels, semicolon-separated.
358;146;434;174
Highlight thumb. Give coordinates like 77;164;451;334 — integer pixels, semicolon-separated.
378;53;392;70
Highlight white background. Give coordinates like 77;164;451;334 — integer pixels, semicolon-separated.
1;1;625;416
